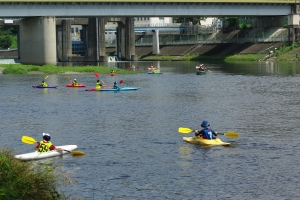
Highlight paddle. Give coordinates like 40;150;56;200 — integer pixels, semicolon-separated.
21;136;85;155
94;72;106;85
119;80;123;84
178;127;239;138
66;76;72;83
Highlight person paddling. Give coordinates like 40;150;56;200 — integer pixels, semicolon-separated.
41;80;48;87
73;79;78;86
96;79;102;89
194;120;218;140
35;133;63;152
113;81;120;89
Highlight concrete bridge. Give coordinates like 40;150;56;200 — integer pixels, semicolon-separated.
0;0;298;65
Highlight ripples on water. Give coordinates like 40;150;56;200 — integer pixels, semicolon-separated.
1;61;300;199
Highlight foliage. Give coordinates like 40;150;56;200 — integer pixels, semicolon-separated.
0;35;12;48
0;64;140;75
2;65;28;74
0;26;18;35
239;24;252;29
173;17;206;25
10;35;18;48
220;17;239;28
0;148;61;199
0;26;18;48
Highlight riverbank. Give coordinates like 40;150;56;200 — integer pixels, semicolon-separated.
0;64;140;75
139;46;300;62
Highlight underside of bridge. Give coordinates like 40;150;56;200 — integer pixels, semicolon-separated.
19;16;138;65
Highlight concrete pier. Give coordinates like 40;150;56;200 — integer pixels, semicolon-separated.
19;17;56;65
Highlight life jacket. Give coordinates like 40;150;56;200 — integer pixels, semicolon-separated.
37;140;53;152
73;81;78;86
96;82;102;89
202;128;215;140
41;82;48;87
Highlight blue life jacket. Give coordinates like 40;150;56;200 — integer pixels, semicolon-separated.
203;128;216;140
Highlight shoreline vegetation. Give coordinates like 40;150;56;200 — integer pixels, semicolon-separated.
0;44;299;74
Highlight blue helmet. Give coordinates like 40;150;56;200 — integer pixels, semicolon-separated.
201;120;210;128
114;81;117;84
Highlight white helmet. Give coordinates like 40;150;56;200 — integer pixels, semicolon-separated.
74;79;76;81
43;133;50;137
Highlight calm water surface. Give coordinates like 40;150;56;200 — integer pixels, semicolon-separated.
1;61;300;199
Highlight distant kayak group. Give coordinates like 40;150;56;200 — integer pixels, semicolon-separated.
32;73;139;91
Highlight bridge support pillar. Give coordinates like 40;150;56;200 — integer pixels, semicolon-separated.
98;17;107;62
117;22;126;60
19;17;56;65
125;17;137;61
57;20;72;62
152;30;160;55
87;18;97;61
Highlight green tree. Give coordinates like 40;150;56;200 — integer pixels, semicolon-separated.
0;35;12;48
174;17;206;25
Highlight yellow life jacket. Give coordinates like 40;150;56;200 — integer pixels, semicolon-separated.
96;82;102;89
37;141;53;152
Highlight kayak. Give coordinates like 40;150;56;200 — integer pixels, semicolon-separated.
66;83;86;87
148;72;162;74
14;145;78;161
183;137;230;146
85;87;139;92
32;85;58;88
196;71;206;75
148;67;158;71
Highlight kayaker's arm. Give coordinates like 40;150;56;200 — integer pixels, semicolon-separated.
195;129;204;137
213;131;218;137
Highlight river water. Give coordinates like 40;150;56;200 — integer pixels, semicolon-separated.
1;60;300;199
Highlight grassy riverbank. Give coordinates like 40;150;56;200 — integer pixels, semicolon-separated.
0;64;140;75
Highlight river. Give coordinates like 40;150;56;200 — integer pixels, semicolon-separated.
1;60;300;199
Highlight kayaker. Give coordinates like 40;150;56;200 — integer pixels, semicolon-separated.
35;133;63;152
199;64;206;71
113;81;120;89
41;80;48;87
194;120;218;140
96;79;102;89
110;70;116;76
73;79;78;86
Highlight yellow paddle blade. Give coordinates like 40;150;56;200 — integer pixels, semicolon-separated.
71;150;85;155
66;76;71;80
44;76;48;80
223;132;239;138
178;127;194;134
22;136;37;144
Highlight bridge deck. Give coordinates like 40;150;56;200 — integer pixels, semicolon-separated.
0;0;295;3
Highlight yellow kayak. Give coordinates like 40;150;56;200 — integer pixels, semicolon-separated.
183;136;230;146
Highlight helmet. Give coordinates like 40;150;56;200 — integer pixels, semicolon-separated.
114;81;117;84
201;120;210;128
42;133;51;141
74;79;76;81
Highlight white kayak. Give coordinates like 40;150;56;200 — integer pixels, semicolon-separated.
14;145;78;161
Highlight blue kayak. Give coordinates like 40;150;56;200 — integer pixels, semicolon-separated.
85;87;139;92
148;72;162;74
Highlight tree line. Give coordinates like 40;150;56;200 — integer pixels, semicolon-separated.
0;26;18;49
